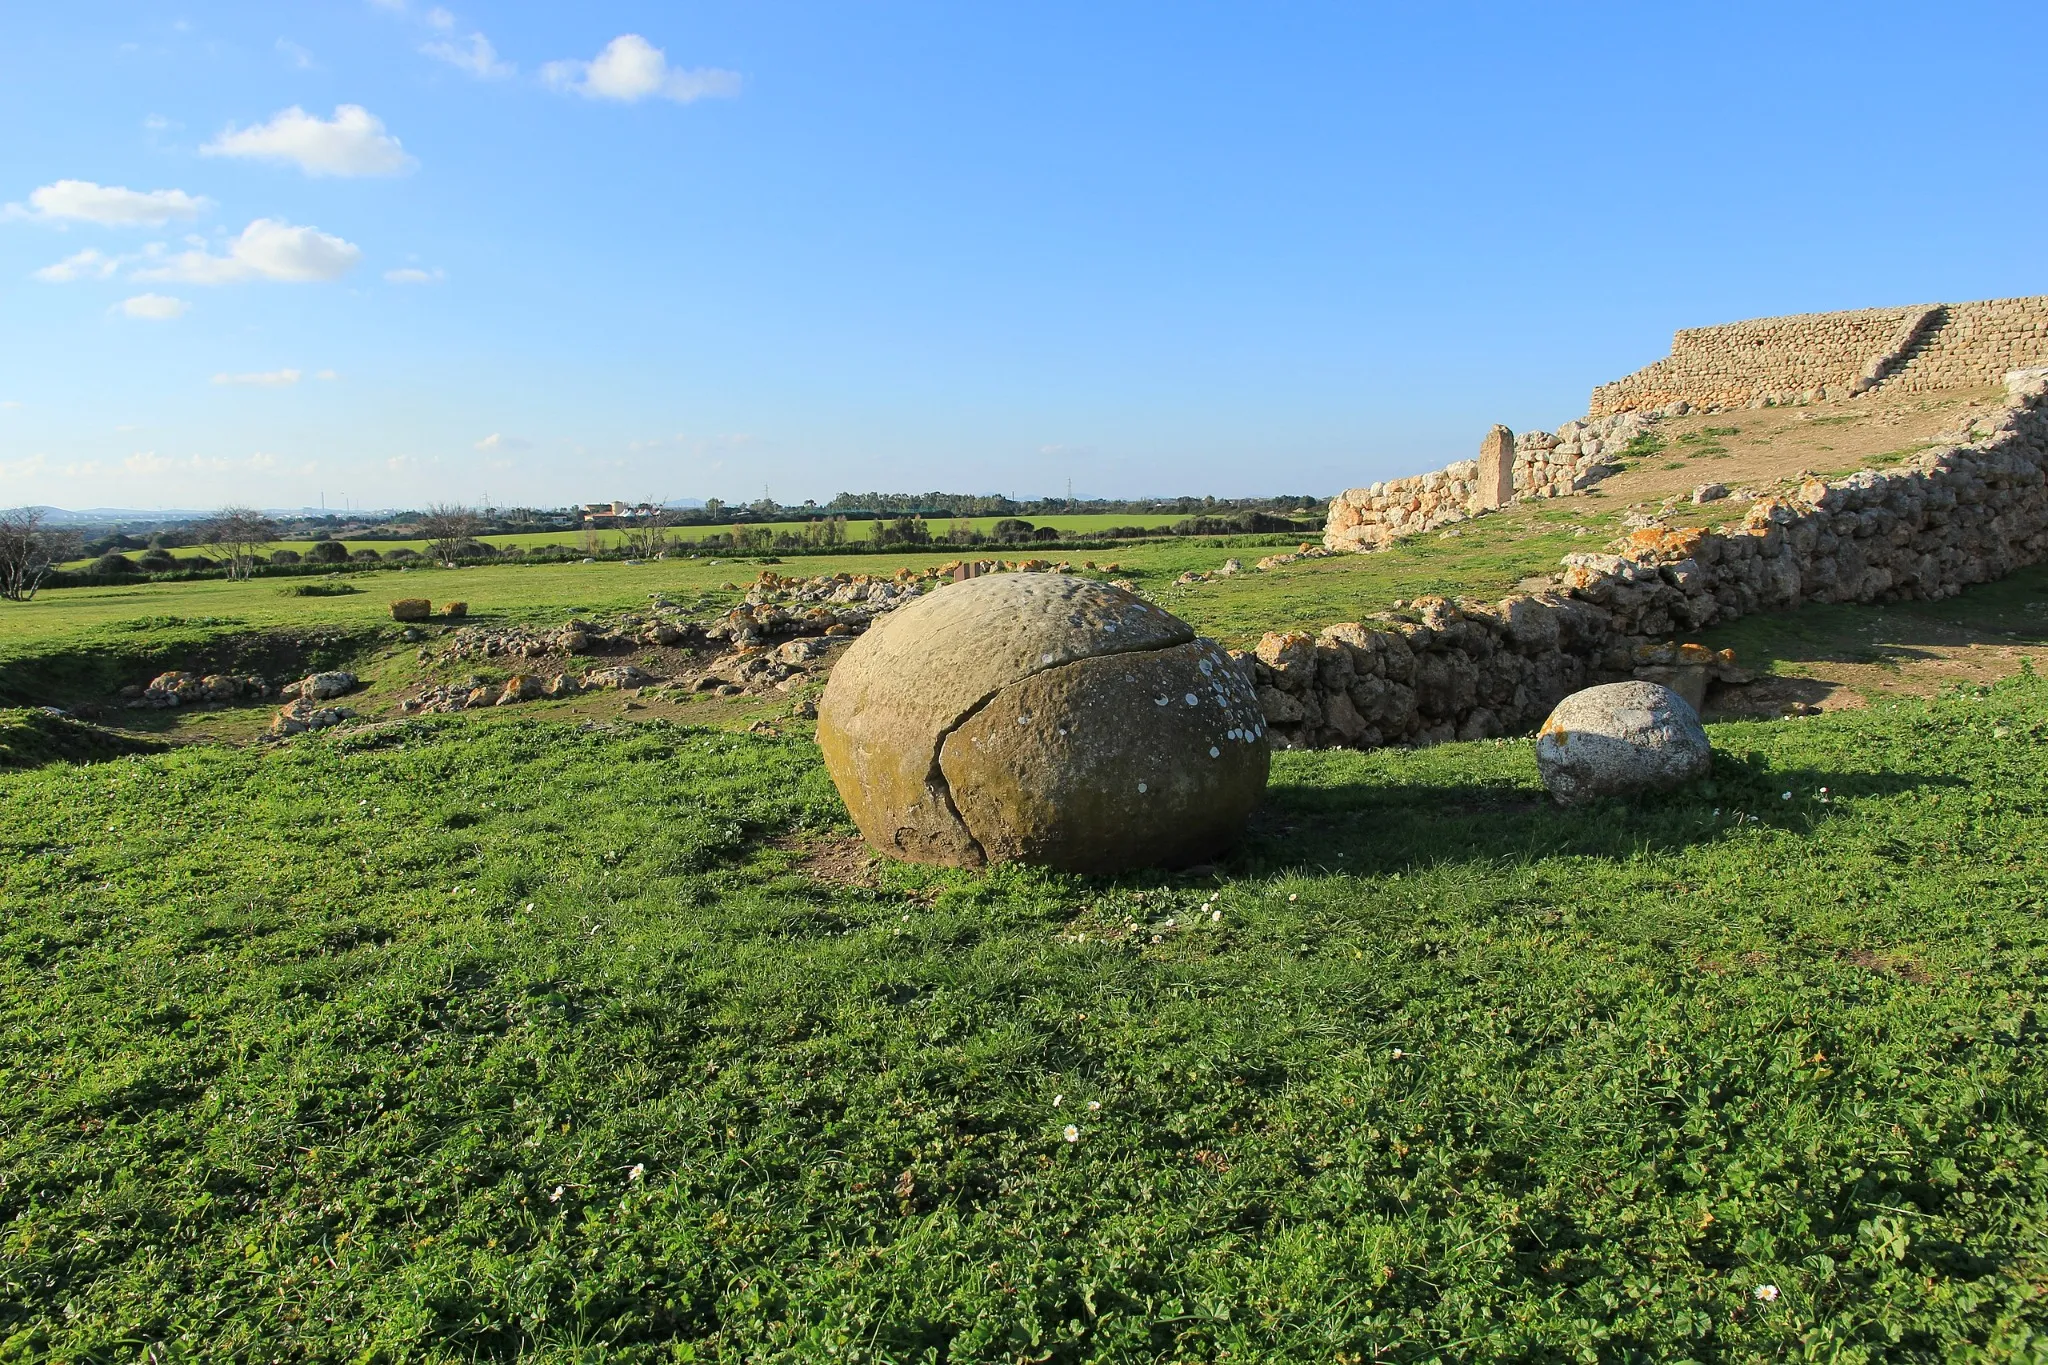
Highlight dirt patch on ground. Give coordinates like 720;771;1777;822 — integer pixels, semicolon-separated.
1839;947;1933;984
1596;386;2003;513
1711;642;2046;718
770;834;881;887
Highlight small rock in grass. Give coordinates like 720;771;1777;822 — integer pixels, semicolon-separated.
1535;681;1711;805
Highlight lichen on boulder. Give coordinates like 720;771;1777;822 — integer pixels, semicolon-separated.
816;573;1268;872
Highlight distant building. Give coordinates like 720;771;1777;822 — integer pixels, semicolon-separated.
580;501;660;526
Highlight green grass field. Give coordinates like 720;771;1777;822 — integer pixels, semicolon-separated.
10;497;1601;704
5;674;2048;1360
73;514;1208;567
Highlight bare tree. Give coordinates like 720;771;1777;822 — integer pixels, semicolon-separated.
419;503;486;562
198;505;279;581
0;508;82;602
621;502;676;558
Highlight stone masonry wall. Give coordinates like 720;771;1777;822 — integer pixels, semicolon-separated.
1872;298;2048;395
1590;295;2048;417
1323;410;1656;552
1261;369;2048;750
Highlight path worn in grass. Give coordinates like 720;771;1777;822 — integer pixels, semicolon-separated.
5;678;2048;1360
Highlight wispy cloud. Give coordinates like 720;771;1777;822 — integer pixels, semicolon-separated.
33;248;123;282
384;266;444;284
119;293;189;320
202;105;415;177
7;180;209;226
212;368;303;387
135;219;361;285
422;30;513;78
276;38;314;68
542;34;740;104
473;432;532;452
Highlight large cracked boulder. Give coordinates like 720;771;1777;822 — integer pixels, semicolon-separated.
817;573;1269;872
1535;680;1711;804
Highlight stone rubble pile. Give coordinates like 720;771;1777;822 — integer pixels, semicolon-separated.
123;671;273;708
1252;370;2048;749
268;672;362;736
1514;410;1661;499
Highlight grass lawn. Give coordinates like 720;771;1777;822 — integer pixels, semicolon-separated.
5;673;2048;1360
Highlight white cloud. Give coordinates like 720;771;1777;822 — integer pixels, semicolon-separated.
33;248;123;282
8;180;209;226
201;105;415;177
277;38;314;68
316;369;339;380
0;400;22;410
425;6;455;29
542;34;740;104
473;432;531;452
212;369;303;387
249;452;278;469
122;450;234;474
384;265;444;284
135;218;362;285
422;30;513;78
119;293;189;320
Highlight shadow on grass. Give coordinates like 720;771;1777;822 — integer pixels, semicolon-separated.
0;709;168;769
1705;562;2048;674
1219;749;1964;882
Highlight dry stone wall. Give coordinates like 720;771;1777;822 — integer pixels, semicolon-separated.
1322;410;1655;551
1262;369;2048;750
1590;295;2048;417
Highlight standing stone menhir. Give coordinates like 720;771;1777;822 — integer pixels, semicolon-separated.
1534;681;1711;804
816;573;1270;873
1478;424;1515;510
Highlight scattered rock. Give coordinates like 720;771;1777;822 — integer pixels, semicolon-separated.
127;671;270;708
295;671;358;701
583;665;656;690
1535;681;1711;805
1692;482;1729;504
269;700;359;736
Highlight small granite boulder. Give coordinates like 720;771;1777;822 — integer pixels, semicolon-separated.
1536;681;1711;805
817;573;1268;872
299;671;358;701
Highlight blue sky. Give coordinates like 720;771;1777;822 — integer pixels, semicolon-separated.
1;2;2041;512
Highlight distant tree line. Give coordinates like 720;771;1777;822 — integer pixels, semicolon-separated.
21;491;1327;593
814;492;1322;520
